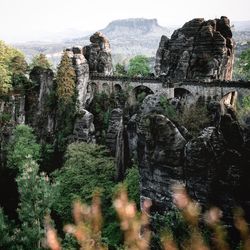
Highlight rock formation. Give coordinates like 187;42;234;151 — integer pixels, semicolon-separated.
71;109;95;143
27;67;56;142
155;16;235;81
83;32;113;75
136;94;187;211
135;92;250;220
106;108;127;180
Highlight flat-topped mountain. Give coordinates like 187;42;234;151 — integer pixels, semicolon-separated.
67;18;173;58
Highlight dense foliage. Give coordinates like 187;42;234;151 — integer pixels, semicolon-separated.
30;53;52;71
1;125;56;249
114;63;126;76
89;92;116;143
54;52;77;152
53;142;116;222
234;47;250;80
0;40;26;93
56;52;76;104
16;158;56;249
7;125;41;172
127;55;150;77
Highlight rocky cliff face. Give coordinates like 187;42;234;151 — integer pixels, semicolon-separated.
135;91;250;221
155;16;235;81
83;32;113;75
27;67;56;142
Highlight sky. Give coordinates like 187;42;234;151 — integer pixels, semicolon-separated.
0;0;250;43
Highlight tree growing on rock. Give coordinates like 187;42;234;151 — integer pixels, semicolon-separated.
56;52;76;104
30;53;52;70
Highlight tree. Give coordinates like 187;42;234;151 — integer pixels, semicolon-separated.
11;55;30;89
56;52;76;104
7;125;41;172
16;158;56;249
53;142;115;222
0;65;12;93
30;53;52;70
5;124;56;249
127;55;150;77
0;40;24;93
114;63;127;76
234;48;250;80
0;208;12;249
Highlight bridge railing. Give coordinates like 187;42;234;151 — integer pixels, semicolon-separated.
89;73;250;87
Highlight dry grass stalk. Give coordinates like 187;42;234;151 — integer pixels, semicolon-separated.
234;207;250;250
64;192;107;250
114;188;151;250
45;186;250;250
44;216;62;250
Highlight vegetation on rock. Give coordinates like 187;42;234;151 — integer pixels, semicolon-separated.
56;52;76;104
30;53;52;71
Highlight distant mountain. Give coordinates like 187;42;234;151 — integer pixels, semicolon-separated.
14;18;250;67
66;18;174;58
14;18;174;66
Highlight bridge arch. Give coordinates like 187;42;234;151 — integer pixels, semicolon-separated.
102;82;110;95
128;85;154;105
114;84;122;94
174;87;195;106
88;82;98;94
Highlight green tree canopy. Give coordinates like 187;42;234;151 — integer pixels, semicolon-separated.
234;47;250;80
16;158;56;249
0;40;25;93
7;125;41;172
127;55;150;77
53;142;115;222
114;63;127;76
56;52;76;104
30;53;52;70
239;48;250;79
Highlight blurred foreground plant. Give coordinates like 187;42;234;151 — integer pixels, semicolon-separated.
46;185;250;250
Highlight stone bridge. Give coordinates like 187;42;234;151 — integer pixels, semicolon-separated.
89;74;250;106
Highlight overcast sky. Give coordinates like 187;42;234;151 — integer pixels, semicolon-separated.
1;0;250;43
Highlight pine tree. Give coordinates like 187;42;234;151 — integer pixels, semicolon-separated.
56;52;76;104
30;53;52;70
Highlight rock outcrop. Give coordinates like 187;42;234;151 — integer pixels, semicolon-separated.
27;67;56;142
135;92;250;220
83;32;113;76
155;16;235;81
106;108;127;180
71;109;95;143
136;94;187;211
